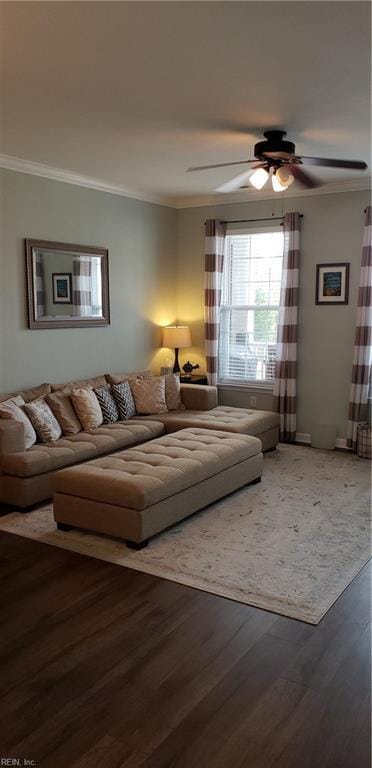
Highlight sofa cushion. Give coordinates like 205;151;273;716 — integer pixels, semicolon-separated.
0;419;26;455
46;391;82;435
51;375;107;393
2;439;97;478
133;406;280;436
180;384;218;411
54;428;262;510
106;370;152;386
131;376;167;415
0;392;16;403
0;383;52;405
20;383;52;403
0;396;37;449
71;387;103;430
1;420;165;478
24;398;63;443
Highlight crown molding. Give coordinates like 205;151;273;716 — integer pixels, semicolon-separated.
0;153;370;211
0;154;175;208
174;176;371;209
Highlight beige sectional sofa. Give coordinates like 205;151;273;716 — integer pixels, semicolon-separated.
0;372;279;509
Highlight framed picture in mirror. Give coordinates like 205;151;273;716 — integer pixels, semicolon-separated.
52;273;73;304
25;239;110;328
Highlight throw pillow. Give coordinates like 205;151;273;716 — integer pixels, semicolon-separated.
46;391;82;435
94;385;119;424
164;373;184;411
24;398;62;443
0;395;37;449
71;387;103;430
130;376;167;415
112;381;136;420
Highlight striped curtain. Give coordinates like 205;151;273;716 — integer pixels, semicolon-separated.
204;219;226;386
346;205;372;451
35;252;46;318
73;256;92;317
273;212;301;442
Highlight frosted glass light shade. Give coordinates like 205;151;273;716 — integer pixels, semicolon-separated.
249;168;269;190
272;173;284;192
272;166;295;191
162;325;191;349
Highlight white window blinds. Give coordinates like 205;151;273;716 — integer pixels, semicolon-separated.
219;229;284;385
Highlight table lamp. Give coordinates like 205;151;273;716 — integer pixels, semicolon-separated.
162;325;191;373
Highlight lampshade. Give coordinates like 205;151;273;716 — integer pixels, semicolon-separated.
162;325;191;349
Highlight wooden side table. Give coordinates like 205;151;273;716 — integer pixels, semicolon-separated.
180;375;208;385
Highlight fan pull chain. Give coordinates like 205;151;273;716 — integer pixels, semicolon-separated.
271;183;276;218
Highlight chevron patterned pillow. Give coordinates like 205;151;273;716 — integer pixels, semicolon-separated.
112;381;136;420
94;385;120;423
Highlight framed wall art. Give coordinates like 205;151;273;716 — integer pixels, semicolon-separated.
315;263;350;305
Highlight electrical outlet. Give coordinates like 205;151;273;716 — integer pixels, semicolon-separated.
250;396;257;407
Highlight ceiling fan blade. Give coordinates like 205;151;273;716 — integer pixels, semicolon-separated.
215;167;264;193
301;156;367;170
288;164;320;189
187;159;256;172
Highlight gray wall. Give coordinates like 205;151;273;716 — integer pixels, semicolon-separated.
0;169;177;393
176;190;369;440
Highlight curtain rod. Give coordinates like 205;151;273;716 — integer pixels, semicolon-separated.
219;215;303;224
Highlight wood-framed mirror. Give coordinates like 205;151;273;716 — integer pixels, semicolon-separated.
25;239;110;329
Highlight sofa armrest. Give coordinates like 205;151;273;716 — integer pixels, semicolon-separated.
0;420;26;457
180;384;218;411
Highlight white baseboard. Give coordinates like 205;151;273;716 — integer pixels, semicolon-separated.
295;432;311;444
335;438;351;451
294;432;351;451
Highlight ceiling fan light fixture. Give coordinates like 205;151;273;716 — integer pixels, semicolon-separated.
249;167;269;190
272;166;295;192
272;173;284;192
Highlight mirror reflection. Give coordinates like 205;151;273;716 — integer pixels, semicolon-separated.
34;250;103;319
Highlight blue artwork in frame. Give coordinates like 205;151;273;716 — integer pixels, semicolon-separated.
52;272;73;304
315;263;349;305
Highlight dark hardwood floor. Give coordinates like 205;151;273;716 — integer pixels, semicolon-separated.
0;531;370;768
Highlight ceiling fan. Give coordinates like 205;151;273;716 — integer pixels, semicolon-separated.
187;130;368;193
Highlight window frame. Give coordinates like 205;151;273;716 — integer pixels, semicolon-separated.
218;225;283;390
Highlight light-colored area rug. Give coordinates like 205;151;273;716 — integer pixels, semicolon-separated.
0;445;370;624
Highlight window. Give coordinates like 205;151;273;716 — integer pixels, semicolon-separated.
219;228;284;386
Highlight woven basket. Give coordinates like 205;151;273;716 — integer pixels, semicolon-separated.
357;423;372;460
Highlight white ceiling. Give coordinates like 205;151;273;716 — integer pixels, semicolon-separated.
1;1;370;207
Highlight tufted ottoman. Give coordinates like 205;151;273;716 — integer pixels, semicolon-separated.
53;427;263;548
